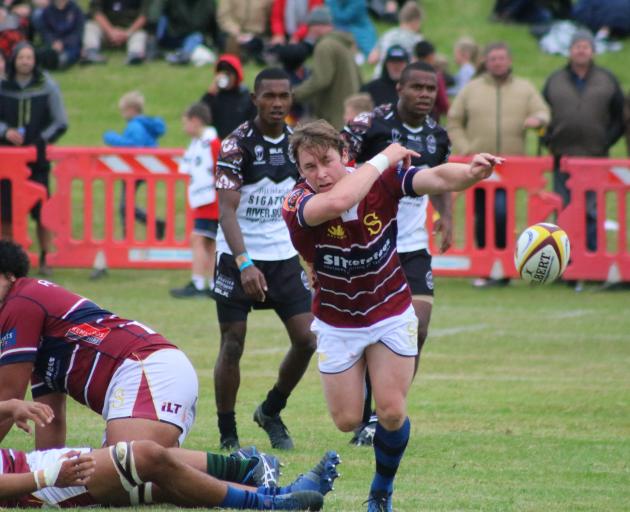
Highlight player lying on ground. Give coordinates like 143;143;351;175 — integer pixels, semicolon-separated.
0;399;339;510
283;120;501;511
0;239;197;448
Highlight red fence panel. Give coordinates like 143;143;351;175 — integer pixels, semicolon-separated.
0;148;48;265
427;156;560;279
42;146;191;269
558;158;630;282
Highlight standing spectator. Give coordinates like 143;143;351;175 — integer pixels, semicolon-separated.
361;44;409;107
327;0;377;60
543;31;625;252
343;92;373;124
199;54;256;139
293;6;361;129
170;103;220;299
447;36;478;96
34;0;84;70
217;0;273;64
103;91;166;241
368;1;423;79
270;0;324;44
448;41;550;286
212;68;316;451
81;0;150;65
414;40;449;120
149;0;217;65
0;41;67;276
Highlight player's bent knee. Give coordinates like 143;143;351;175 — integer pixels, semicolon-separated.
131;440;174;481
375;405;407;430
220;334;245;363
291;333;316;353
331;411;363;432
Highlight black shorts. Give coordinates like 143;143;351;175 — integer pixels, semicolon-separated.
212;253;312;323
0;161;50;223
399;249;434;296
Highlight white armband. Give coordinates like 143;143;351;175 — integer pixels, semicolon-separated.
367;153;389;174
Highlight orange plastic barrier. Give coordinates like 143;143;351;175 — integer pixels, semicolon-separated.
42;146;190;269
558;158;630;283
426;156;561;279
0;148;48;265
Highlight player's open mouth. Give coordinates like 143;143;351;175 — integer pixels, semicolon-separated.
319;183;332;192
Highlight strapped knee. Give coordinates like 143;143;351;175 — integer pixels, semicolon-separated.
129;483;154;505
109;441;144;492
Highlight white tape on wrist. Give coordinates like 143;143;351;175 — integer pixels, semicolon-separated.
367;153;389;174
43;459;64;487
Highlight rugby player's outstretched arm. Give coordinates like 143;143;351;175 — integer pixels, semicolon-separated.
412;153;503;195
302;143;419;226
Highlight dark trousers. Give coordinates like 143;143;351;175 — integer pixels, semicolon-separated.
474;188;507;249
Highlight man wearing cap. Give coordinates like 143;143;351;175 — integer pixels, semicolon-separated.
293;6;361;129
361;45;409;107
543;31;625;252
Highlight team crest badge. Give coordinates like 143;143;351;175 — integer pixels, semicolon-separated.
284;188;305;212
427;134;437;154
426;270;434;290
391;128;401;143
327;225;346;239
254;145;264;161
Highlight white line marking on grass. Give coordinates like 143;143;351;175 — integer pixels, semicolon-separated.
430;324;488;338
554;309;593;319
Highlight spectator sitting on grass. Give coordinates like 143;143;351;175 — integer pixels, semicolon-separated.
81;0;150;65
368;1;423;79
34;0;84;70
103;91;166;241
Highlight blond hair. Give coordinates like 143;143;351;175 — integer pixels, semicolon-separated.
290;120;346;166
455;36;479;62
344;93;374;116
118;91;145;113
399;1;422;24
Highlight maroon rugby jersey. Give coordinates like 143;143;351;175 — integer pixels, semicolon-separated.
283;165;422;328
0;278;176;414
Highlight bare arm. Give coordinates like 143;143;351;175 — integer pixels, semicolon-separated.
412;153;503;196
0;363;34;442
0;399;53;434
218;189;267;301
302;144;419;226
35;393;67;450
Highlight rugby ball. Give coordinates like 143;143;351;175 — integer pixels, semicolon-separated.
514;223;570;284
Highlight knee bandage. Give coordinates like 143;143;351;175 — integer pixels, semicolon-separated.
109;441;144;492
129;483;154;505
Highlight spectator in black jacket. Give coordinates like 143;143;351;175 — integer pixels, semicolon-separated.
34;0;84;70
361;44;408;107
199;54;255;139
0;41;67;274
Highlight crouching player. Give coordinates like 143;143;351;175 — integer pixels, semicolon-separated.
0;399;338;510
282;120;501;511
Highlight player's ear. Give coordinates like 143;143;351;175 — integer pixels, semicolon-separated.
341;147;349;165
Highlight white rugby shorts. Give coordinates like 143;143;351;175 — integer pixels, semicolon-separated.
102;349;199;445
27;447;93;506
312;305;418;374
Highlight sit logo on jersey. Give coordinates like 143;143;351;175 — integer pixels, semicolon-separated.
327;224;346;239
363;212;382;236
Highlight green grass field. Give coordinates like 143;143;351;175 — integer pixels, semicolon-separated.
3;271;629;511
5;1;630;510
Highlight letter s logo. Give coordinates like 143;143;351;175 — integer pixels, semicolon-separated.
364;212;382;236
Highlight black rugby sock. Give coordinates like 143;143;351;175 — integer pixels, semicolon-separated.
218;411;238;438
261;385;289;417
